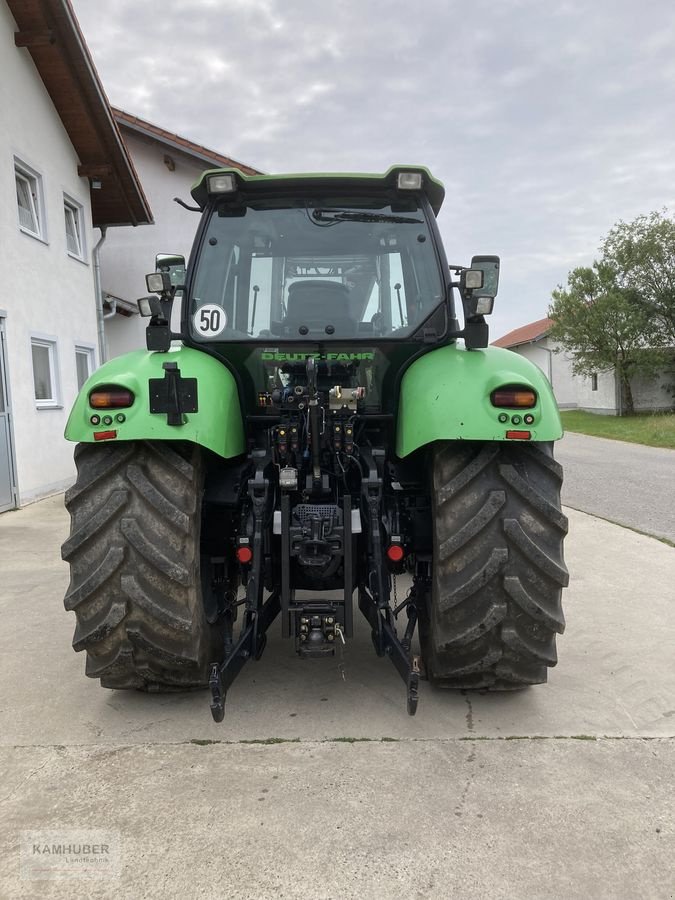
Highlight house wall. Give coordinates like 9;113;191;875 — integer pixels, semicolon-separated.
101;132;208;358
505;339;577;408
631;370;673;412
0;2;99;505
574;371;616;414
503;328;673;415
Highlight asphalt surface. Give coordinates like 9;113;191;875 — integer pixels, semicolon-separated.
557;431;675;543
0;494;674;898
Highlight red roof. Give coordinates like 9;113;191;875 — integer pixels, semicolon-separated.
112;108;262;175
492;317;553;348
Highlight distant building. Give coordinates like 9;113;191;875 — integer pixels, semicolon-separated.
492;318;576;409
493;317;673;414
101;109;261;358
1;0;151;511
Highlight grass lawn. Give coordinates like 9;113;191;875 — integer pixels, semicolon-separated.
560;410;675;449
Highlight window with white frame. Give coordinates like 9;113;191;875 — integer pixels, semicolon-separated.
31;337;60;407
75;345;95;389
15;159;44;240
64;196;85;259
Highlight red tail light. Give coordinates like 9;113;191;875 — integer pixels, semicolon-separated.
236;546;253;564
491;387;537;408
89;387;135;409
93;430;117;441
506;430;532;440
386;544;405;563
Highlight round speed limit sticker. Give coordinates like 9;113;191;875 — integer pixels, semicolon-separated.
193;304;227;337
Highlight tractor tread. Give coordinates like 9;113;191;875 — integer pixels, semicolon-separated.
61;490;128;559
421;441;567;691
62;441;223;692
438;490;506;559
64;546;125;611
437;548;508;611
126;464;192;532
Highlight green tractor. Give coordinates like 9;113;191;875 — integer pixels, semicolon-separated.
62;166;568;719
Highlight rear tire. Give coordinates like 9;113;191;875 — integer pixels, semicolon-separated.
420;441;569;689
62;441;224;691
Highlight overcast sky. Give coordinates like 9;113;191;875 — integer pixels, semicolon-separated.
71;0;675;339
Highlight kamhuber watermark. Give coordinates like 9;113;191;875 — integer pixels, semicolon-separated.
21;830;121;880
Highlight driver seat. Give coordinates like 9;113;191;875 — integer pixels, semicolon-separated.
284;281;355;335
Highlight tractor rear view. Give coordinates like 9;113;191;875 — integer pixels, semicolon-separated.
62;167;568;719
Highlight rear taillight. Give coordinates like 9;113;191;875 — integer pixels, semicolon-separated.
386;544;405;563
236;546;253;565
491;386;537;408
89;387;135;409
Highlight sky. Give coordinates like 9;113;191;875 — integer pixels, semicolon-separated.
71;0;675;340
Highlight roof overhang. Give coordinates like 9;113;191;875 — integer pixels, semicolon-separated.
112;108;262;175
8;0;153;227
103;294;139;317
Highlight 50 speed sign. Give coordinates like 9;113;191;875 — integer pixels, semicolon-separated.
193;304;227;337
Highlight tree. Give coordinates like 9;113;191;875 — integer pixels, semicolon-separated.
548;265;665;414
601;210;675;347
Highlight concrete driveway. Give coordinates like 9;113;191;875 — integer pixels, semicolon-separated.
0;494;674;898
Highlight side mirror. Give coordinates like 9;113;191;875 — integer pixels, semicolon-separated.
470;255;499;300
155;253;186;289
459;255;500;350
460;255;500;318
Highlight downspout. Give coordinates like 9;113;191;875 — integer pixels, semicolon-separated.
93;226;108;364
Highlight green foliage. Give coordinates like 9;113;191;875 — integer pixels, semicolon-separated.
601;210;675;346
548;264;665;413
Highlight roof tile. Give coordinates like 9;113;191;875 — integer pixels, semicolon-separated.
492;317;553;348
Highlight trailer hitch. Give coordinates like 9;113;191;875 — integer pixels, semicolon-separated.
358;446;422;715
209;590;280;722
209;449;279;722
359;587;420;715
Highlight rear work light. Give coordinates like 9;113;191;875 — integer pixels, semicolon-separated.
89;387;135;409
397;172;423;190
491;386;537;409
207;173;237;194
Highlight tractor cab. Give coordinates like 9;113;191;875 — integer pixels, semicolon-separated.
142;167;500;416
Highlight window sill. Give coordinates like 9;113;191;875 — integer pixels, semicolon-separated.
35;403;63;410
19;226;48;246
67;251;88;265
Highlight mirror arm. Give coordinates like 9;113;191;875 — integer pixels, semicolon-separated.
173;197;201;212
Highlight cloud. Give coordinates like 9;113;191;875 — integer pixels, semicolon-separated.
71;0;675;337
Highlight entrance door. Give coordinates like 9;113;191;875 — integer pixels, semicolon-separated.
0;321;17;512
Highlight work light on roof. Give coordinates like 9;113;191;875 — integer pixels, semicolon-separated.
207;173;237;194
397;172;423;190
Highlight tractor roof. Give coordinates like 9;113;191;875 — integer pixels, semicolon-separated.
190;165;445;215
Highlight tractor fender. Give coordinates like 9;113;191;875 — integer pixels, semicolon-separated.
396;343;563;458
64;346;245;459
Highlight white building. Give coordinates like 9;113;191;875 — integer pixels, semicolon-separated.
493;317;673;414
0;0;151;511
101;109;260;358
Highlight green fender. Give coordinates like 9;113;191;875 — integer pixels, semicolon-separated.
396;344;562;457
64;346;245;459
